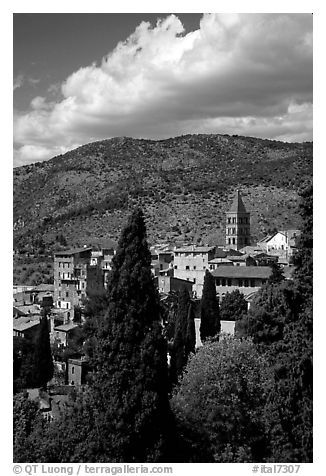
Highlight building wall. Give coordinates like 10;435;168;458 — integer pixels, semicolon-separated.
259;233;288;252
157;276;193;294
67;359;83;386
54;250;91;319
174;248;215;297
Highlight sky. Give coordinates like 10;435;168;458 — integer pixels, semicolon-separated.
13;12;313;167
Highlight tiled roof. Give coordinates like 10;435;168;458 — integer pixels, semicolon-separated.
13;316;40;332
54;247;92;256
54;322;79;332
227;190;248;214
32;284;55;292
14;304;41;314
212;266;272;279
209;258;233;264
227;255;248;261
174;245;215;253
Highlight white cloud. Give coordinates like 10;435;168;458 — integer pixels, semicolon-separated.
14;13;312;166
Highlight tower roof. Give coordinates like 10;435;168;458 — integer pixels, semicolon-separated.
228;190;248;214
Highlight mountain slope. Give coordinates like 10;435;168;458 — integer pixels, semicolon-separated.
13;134;313;251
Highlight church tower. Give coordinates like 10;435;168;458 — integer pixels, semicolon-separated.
225;190;250;250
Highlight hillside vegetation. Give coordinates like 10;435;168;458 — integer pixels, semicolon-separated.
13;134;312;253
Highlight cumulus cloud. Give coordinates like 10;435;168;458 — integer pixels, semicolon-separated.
14;13;312;166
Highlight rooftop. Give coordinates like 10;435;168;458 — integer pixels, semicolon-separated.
212;266;272;279
54;247;92;257
174;245;215;253
32;284;55;292
13;315;40;332
54;322;79;332
227;190;248;214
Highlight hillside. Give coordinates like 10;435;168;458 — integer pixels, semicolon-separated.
13;134;312;254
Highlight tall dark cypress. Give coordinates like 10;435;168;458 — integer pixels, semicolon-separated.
185;301;196;356
200;270;220;342
33;309;53;389
92;207;174;462
171;287;191;379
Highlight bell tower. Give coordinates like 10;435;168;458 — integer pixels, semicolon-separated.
225;190;250;250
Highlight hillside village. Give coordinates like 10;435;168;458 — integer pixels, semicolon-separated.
13;189;300;417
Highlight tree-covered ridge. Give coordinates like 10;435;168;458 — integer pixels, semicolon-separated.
13;134;312;252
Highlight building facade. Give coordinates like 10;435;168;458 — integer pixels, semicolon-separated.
225;190;251;250
173;245;216;297
211;266;272;300
53;247;92;320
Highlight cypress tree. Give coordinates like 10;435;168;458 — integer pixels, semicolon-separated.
33;309;54;389
185;302;196;356
200;270;220;342
171;286;191;379
91;207;174;462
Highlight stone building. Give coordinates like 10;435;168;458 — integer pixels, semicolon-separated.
173;245;216;298
225;190;251;250
211;266;271;300
53;247;92;320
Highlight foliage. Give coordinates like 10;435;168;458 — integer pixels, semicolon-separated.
200;270;220;341
171;287;191;380
13;392;45;462
268;261;285;284
171;337;272;462
33;310;54;388
265;182;313;462
185;301;196;356
235;282;294;346
14;337;36;392
88;208;175;462
219;289;247;322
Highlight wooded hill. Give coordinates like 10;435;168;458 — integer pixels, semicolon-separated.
13;134;312;252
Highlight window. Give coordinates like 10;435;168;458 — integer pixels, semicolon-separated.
233;238;236;245
66;303;69;309
232;228;236;234
244;280;249;287
238;279;243;286
233;217;236;223
251;279;255;287
228;238;231;244
66;291;69;298
72;367;74;374
186;265;190;270
193;266;196;270
228;217;231;224
174;265;178;269
222;279;226;286
227;279;232;286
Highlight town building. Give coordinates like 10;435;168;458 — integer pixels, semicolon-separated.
156;275;194;295
54;247;92;320
225;190;251;250
257;230;300;259
67;357;89;386
173;245;216;297
13;315;40;339
211;266;272;300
